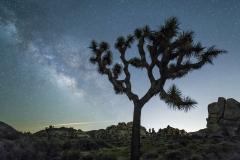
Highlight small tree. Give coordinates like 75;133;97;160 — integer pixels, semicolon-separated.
68;127;77;139
45;125;54;140
88;17;227;160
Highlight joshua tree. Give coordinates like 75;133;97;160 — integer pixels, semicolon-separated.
88;17;227;160
45;125;54;140
68;127;77;139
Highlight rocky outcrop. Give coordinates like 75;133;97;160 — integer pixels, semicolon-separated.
206;97;240;137
196;128;207;137
94;122;147;140
94;123;190;140
149;125;189;139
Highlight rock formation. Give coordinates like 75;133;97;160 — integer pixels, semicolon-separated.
206;97;240;137
94;122;189;140
149;125;189;139
93;122;147;140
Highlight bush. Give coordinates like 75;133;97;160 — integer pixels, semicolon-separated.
62;140;72;150
98;152;117;160
74;139;99;151
121;146;131;156
81;154;94;160
204;144;221;154
220;141;238;152
68;149;82;160
230;153;240;160
188;143;198;150
164;150;181;160
33;139;48;153
157;147;167;154
166;143;180;150
190;154;204;160
142;150;159;159
95;139;112;148
195;146;205;154
179;139;188;147
5;132;20;140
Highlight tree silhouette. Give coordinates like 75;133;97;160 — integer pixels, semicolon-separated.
88;17;227;160
45;125;54;140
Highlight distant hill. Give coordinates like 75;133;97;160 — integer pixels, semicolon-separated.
33;126;91;139
0;121;21;139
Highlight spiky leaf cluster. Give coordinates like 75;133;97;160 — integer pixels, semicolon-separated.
88;17;227;112
102;51;112;66
115;36;126;49
160;85;197;112
99;42;109;51
130;57;143;68
112;63;123;78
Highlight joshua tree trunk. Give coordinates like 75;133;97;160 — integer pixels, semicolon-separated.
131;101;143;160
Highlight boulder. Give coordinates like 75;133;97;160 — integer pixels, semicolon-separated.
206;97;240;137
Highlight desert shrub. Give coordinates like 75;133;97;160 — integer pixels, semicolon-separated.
182;136;193;141
44;140;60;159
179;139;188;147
32;138;59;159
33;138;48;153
140;144;151;155
121;146;131;156
166;143;179;150
0;143;7;160
156;146;167;154
5;132;20;140
178;147;193;158
74;139;99;151
204;144;222;154
12;145;35;160
116;157;129;160
12;139;36;160
68;149;82;160
208;137;223;144
81;154;94;160
95;139;112;148
191;134;203;139
164;150;181;160
0;139;36;160
195;146;206;154
220;141;238;152
188;143;198;150
190;153;204;160
98;152;117;160
230;153;240;160
62;140;73;150
141;150;159;159
3;139;15;152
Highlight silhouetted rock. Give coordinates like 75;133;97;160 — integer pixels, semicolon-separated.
206;97;240;137
94;122;147;140
149;125;189;139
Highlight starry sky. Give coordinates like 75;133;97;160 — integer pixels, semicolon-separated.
0;0;240;133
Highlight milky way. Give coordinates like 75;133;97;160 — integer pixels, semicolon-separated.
0;0;240;133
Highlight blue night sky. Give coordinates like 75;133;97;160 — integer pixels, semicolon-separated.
0;0;240;133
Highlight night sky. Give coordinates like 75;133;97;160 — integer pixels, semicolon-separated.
1;0;240;133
